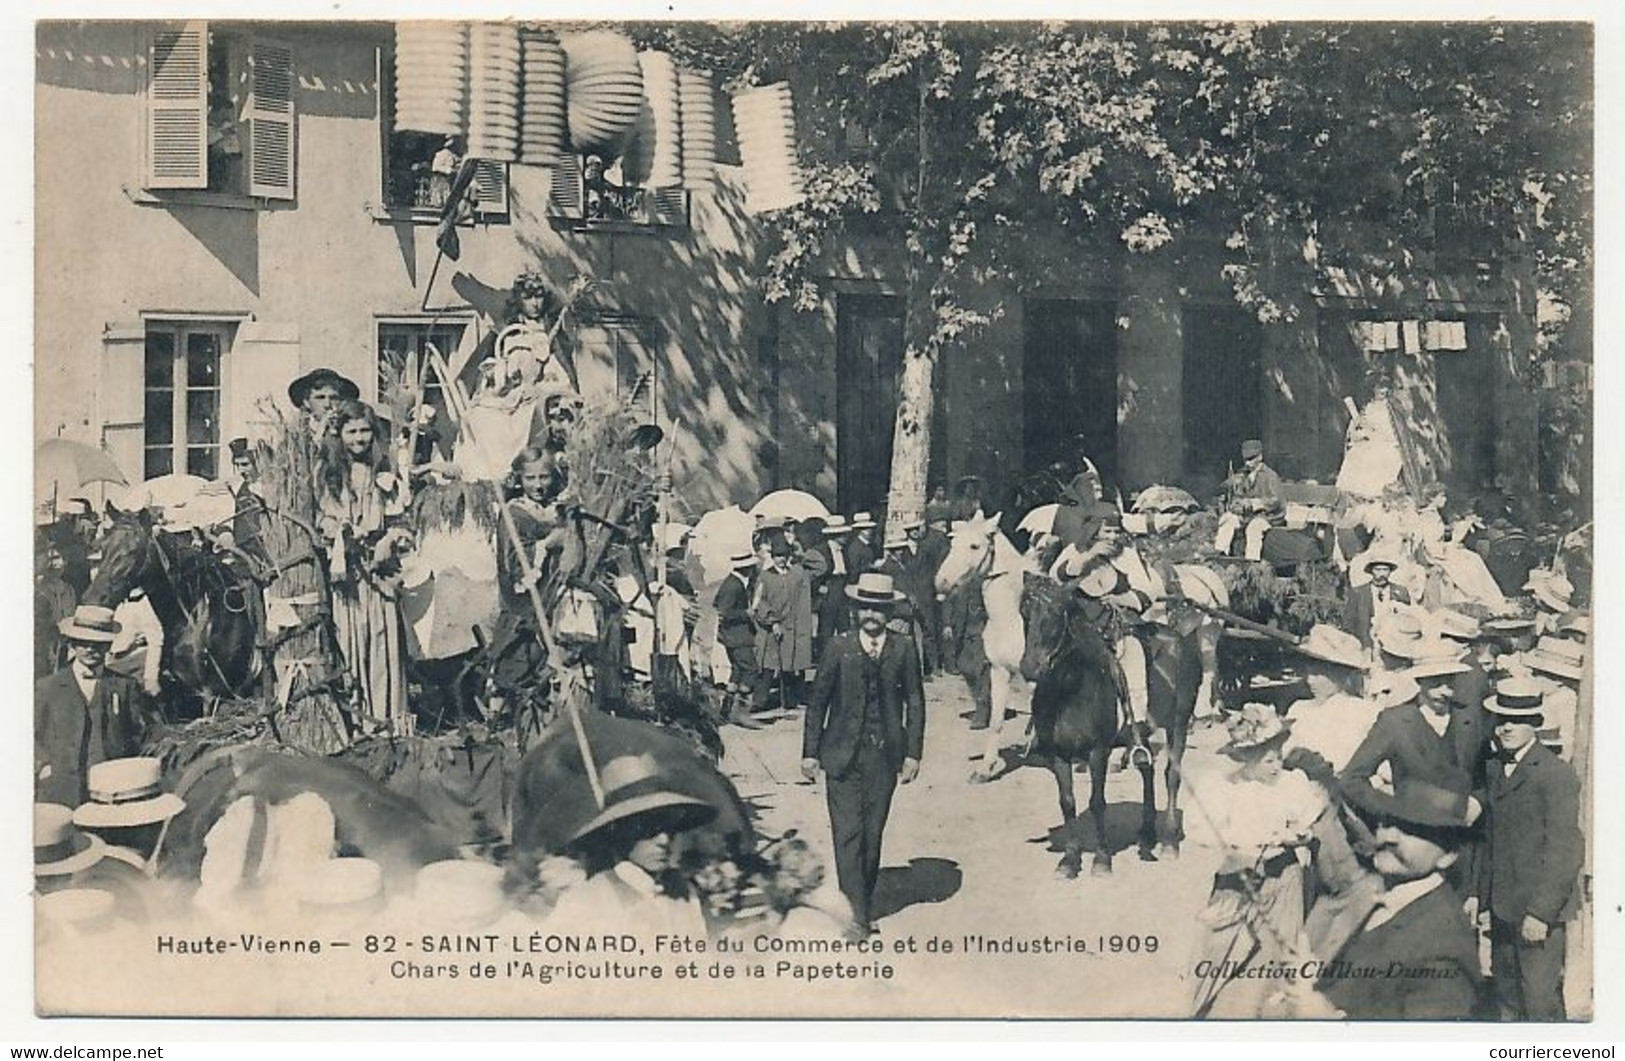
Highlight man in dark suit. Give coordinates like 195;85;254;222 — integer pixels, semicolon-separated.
1473;678;1584;1021
711;552;764;729
1307;777;1482;1020
1344;552;1411;650
802;573;926;934
1340;654;1489;806
35;605;149;807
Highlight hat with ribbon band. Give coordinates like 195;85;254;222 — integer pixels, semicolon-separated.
72;758;186;830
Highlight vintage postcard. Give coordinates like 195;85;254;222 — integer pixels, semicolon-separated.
31;16;1596;1021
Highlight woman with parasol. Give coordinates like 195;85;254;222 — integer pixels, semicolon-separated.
1189;703;1325;1018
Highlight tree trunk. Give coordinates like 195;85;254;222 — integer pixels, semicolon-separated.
884;347;936;540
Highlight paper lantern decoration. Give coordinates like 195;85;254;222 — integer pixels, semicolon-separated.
394;22;468;136
678;68;717;192
562;30;644;159
466;22;520;162
518;28;566;166
731;82;805;213
622;51;683;188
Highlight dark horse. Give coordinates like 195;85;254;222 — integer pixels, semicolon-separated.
1018;576;1202;877
84;508;263;712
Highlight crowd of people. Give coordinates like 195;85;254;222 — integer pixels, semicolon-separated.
31;277;1593;1021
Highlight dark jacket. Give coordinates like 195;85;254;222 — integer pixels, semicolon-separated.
1318;879;1480;1020
712;573;756;652
1339;702;1484;809
1477;742;1584;925
35;668;148;806
803;632;925;777
1343;582;1412;648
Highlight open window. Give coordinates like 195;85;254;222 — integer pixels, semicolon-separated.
376;43;508;220
143;23;295;201
547;153;690;230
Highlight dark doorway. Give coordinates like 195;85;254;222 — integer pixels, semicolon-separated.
1182;304;1263;483
1023;299;1119;490
835;294;905;514
1434;316;1498;494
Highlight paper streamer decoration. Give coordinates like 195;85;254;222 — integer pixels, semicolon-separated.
731;82;805;213
518;28;567;166
562;30;644;159
678;68;717;192
466;22;520;162
622;50;683;188
394;22;468;136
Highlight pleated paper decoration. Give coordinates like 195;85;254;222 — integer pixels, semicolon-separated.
731;82;805;213
394;22;468;136
466;22;520;162
518;27;566;166
622;50;683;188
562;30;644;159
677;68;717;192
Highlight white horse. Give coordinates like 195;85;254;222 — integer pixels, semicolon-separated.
935;510;1036;781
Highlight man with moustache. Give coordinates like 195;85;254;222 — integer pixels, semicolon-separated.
1472;677;1584;1021
1296;777;1483;1020
802;573;925;936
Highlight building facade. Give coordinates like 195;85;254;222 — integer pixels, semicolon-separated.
37;20;1546;521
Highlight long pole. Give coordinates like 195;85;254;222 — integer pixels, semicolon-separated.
423;347;604;808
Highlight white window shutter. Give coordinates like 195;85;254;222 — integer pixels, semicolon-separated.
247;38;297;200
473;161;509;218
549;153;584;218
99;322;148;484
145;23;209;189
228;321;302;437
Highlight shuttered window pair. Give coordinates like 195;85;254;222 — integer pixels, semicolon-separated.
547;154;690;228
144;23;295;200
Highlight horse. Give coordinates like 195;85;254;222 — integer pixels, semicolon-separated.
1020;576;1205;876
84;508;264;712
933;510;1034;781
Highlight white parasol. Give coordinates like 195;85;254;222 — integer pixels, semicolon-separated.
689;505;755;585
748;489;830;525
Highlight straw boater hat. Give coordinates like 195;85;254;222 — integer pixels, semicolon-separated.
1483;676;1546;719
1223;703;1291;757
1403;646;1472;681
845;572;906;607
1343;776;1476;832
849;511;877;531
1429;609;1483;642
1523;636;1585;682
58;604;120;645
819;515;847;535
1293;624;1369;672
1362;546;1403;573
73;758;186;830
729;550;758;570
286;367;360;408
35;803;107;877
568;754;716;849
901;515;925;532
883;530;910;551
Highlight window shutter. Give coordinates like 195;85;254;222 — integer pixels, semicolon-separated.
650;186;690;227
549;153;584;218
228;321;302;438
100;322;149;484
145;23;209;190
246;38;296;200
472;160;509;218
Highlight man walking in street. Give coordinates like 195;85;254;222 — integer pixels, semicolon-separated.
802;573;925;936
1473;677;1584;1021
